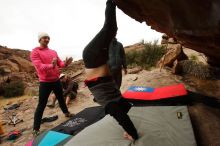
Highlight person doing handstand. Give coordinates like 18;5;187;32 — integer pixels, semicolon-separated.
82;0;138;141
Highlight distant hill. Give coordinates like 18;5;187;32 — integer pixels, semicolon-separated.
124;43;145;53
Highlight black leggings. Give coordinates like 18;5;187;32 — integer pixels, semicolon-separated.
83;0;117;68
33;80;69;131
105;98;139;140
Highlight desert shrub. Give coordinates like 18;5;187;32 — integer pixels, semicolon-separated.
179;60;212;79
2;81;25;98
126;41;165;69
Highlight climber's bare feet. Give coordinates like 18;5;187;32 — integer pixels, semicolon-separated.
123;132;134;141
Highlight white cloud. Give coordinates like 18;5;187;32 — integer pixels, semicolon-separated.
0;0;162;60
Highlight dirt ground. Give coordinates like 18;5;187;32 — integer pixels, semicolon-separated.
0;67;220;146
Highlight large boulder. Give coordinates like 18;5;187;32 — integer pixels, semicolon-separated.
0;46;34;73
0;46;37;93
157;37;188;69
0;52;4;60
0;60;20;72
115;0;220;67
9;55;34;72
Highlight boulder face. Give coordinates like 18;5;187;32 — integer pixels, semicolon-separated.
9;55;34;72
0;45;34;73
115;0;220;67
0;45;35;87
0;45;38;97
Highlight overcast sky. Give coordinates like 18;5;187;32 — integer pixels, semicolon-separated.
0;0;162;60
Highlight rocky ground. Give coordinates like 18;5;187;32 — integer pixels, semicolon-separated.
0;46;220;146
0;66;220;146
0;73;97;146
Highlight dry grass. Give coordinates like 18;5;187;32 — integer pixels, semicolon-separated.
179;60;213;79
0;95;31;108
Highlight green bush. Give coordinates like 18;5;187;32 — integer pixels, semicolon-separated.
2;81;25;98
126;41;166;69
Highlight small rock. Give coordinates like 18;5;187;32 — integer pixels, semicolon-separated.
132;76;138;81
128;67;142;74
6;101;13;105
0;110;5;114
